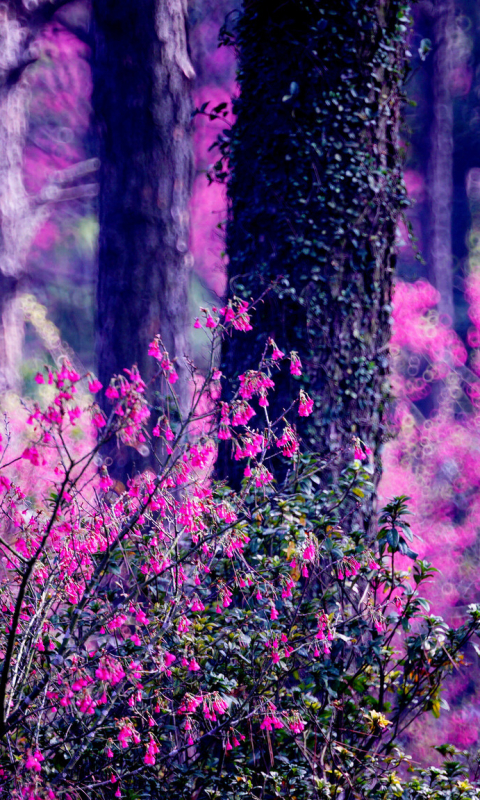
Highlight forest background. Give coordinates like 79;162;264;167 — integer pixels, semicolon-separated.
2;0;480;793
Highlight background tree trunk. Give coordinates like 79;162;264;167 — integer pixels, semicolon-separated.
428;0;455;324
220;0;408;516
0;0;97;394
0;5;41;393
92;0;195;478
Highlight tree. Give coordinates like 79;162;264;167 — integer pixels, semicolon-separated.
220;0;409;511
0;0;97;394
92;0;195;478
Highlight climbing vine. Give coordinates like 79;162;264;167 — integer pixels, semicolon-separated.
220;0;411;497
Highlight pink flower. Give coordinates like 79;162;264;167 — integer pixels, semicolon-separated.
135;609;149;625
35;372;45;385
303;543;315;562
164;651;176;667
231;400;255;427
206;315;217;329
290;351;302;376
276;425;299;458
106;385;119;400
118;725;133;748
261;714;284;731
164;424;175;441
298;390;314;417
239;371;275;401
144;735;160;765
25;750;44;772
148;339;161;358
194;318;202;329
177;616;191;635
168;370;179;385
88;378;103;393
289;715;306;734
100;474;113;492
354;445;364;460
281;579;295;599
22;446;42;466
232;300;253;332
269;338;285;361
218;422;231;440
0;475;11;491
254;466;273;487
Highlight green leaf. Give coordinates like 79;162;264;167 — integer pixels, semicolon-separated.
386;528;399;549
417;597;430;612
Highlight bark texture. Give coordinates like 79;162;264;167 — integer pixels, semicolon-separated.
92;0;195;475
221;0;408;509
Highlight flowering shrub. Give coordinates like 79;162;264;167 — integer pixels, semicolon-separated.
0;299;479;799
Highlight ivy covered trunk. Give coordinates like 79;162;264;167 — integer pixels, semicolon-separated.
92;0;195;477
221;0;409;505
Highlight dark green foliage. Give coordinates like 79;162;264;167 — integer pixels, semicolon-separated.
116;469;480;800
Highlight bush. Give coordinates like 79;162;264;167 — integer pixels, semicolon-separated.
0;302;479;799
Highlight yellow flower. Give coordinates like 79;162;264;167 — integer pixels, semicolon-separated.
365;710;391;731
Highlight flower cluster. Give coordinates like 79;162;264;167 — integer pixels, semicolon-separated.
148;336;179;384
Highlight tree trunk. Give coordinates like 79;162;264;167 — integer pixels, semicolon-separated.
428;0;455;324
0;6;38;393
92;0;195;478
220;0;408;513
0;0;97;394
